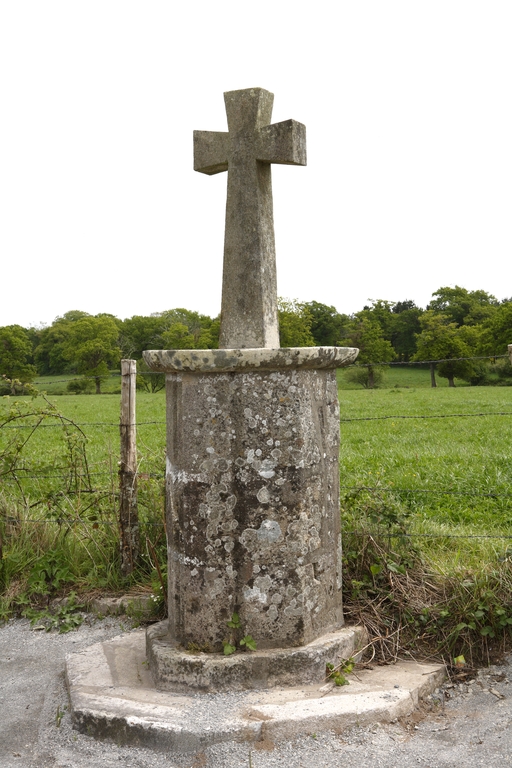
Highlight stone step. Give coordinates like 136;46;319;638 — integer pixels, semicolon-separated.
66;628;445;753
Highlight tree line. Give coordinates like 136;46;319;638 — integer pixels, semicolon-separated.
1;287;511;393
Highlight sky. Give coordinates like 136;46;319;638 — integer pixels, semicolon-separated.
1;1;511;329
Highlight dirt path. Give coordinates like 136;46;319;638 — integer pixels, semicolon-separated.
1;617;511;768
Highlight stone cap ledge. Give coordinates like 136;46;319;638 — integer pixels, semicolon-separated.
142;346;359;373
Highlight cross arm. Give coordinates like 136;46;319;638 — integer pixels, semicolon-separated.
194;131;230;175
257;119;307;166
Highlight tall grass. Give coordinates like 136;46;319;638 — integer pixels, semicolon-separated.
338;386;512;665
0;393;166;618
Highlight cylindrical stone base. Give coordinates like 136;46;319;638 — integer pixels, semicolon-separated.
160;364;350;653
143;347;358;657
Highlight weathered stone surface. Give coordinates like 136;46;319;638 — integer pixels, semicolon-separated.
147;622;365;692
194;88;306;349
162;367;343;652
143;345;358;373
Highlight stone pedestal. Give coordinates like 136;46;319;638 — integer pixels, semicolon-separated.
143;347;358;689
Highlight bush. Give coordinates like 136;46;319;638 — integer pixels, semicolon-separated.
466;361;491;386
67;378;94;394
0;376;36;396
344;366;385;389
493;359;512;382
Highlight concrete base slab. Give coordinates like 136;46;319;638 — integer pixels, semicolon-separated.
66;629;445;752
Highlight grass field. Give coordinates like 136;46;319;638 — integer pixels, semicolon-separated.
4;379;510;538
339;386;512;527
2;376;512;661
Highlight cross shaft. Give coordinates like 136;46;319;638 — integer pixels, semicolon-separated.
194;88;306;349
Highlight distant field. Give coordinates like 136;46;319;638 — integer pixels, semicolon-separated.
34;365;471;395
33;372;123;396
337;364;472;389
34;361;509;394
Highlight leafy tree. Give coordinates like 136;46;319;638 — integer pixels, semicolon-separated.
34;311;91;375
389;301;424;361
161;323;196;349
119;314;164;360
0;325;37;392
361;299;395;339
392;300;417;313
340;312;396;388
428;286;499;327
478;301;512;357
206;317;221;349
159;309;219;349
358;299;423;361
302;301;350;346
121;309;220;356
61;315;121;394
412;311;475;387
278;299;315;347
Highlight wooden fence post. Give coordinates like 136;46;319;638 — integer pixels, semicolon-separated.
120;359;139;575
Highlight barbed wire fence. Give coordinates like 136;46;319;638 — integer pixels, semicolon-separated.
1;351;511;571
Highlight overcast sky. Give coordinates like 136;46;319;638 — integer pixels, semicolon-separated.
1;1;511;329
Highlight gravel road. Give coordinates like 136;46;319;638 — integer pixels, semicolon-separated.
1;616;511;768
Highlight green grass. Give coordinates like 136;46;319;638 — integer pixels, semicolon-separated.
0;389;167;613
3;380;510;536
2;377;512;662
0;391;166;499
338;386;511;532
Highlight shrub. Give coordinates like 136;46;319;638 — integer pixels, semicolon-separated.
344;366;385;389
67;378;94;394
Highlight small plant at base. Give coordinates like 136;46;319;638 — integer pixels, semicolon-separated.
239;635;257;651
25;592;85;633
187;641;213;653
222;612;257;655
27;551;74;596
223;641;237;656
326;658;355;686
55;704;67;727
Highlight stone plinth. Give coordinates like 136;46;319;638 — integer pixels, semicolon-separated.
146;622;365;693
143;346;357;688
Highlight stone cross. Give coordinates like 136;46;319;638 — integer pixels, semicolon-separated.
143;88;359;692
194;88;306;349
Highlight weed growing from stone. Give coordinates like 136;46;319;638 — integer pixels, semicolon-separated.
223;612;257;655
326;659;354;686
